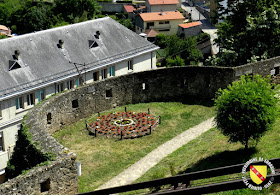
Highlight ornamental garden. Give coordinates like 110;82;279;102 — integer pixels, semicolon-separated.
87;110;159;139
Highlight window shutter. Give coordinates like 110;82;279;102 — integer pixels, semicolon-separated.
76;79;79;87
16;98;19;109
37;92;41;102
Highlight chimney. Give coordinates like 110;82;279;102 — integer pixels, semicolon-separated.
14;50;20;60
95;31;101;39
58;40;64;49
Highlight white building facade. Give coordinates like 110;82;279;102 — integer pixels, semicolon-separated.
0;17;159;180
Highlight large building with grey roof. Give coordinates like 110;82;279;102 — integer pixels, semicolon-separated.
0;16;158;179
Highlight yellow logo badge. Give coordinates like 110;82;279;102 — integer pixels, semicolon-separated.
250;165;267;185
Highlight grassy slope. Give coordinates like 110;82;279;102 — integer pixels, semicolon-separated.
54;102;215;193
132;118;280;195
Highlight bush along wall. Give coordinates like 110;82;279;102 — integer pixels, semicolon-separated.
0;106;78;194
5;116;55;179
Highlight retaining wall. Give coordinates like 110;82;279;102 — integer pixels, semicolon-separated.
1;58;280;194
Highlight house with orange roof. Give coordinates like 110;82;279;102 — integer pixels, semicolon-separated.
135;11;185;35
123;5;136;19
0;25;11;36
145;0;179;12
177;21;202;37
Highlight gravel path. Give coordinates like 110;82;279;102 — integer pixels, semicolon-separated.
97;117;215;190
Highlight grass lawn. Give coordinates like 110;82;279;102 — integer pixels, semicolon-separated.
53;102;215;193
131;118;280;194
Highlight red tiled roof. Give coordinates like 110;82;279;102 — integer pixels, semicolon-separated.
144;29;159;37
123;5;136;13
140;11;184;22
148;0;178;5
0;25;9;31
178;22;202;29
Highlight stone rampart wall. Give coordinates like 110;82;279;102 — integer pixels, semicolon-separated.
38;67;235;133
234;56;280;78
1;61;280;194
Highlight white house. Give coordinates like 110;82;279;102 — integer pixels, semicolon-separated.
0;17;159;181
135;11;185;36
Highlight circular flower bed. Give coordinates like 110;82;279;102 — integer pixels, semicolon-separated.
88;111;158;139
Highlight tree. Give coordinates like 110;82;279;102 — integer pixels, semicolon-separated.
207;0;280;66
155;34;203;66
53;0;101;23
215;75;278;149
166;55;185;67
0;34;8;39
155;33;167;49
118;18;134;30
0;0;102;34
23;5;52;32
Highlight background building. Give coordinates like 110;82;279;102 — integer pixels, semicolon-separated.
135;11;185;35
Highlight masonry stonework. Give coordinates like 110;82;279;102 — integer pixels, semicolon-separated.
1;60;279;194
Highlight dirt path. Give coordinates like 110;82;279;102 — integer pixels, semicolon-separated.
97;117;215;190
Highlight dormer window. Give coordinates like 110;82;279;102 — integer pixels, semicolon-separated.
9;50;22;71
89;40;98;49
9;60;21;71
57;40;64;49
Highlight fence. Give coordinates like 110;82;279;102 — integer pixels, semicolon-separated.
79;158;280;194
85;107;160;140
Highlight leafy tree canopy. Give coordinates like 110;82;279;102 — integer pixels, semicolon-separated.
0;0;101;34
215;75;279;149
0;34;8;39
155;34;203;66
166;55;185;67
207;0;280;66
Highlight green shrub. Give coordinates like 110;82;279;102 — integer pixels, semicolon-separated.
166;56;185;67
215;75;279;149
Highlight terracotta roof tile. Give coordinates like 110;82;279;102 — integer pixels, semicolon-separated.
178;22;202;29
148;0;178;5
144;29;159;37
123;5;136;13
0;25;9;31
140;11;184;22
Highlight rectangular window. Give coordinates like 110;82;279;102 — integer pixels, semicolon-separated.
109;66;115;77
159;29;170;32
38;90;45;102
147;22;154;29
128;60;133;70
101;69;107;79
27;93;34;106
275;67;280;75
67;80;74;90
15;97;24;110
93;71;99;81
159;21;170;24
57;83;64;93
0;132;4;151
